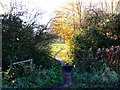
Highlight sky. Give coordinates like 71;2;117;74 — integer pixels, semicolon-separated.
0;0;118;24
0;0;70;24
29;0;70;24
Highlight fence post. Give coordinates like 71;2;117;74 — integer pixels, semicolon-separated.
30;59;33;69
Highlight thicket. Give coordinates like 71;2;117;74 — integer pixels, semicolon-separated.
72;10;120;69
1;13;64;88
71;9;120;88
2;14;57;71
2;62;64;88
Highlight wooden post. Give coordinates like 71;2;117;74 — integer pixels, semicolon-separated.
30;59;33;69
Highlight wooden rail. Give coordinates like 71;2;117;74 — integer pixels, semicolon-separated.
12;59;33;69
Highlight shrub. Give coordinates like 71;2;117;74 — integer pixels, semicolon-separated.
2;14;55;71
71;65;119;88
2;61;64;88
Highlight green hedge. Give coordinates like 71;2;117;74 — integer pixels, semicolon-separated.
2;61;64;88
71;65;119;88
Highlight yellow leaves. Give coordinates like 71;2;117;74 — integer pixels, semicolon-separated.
50;0;84;65
58;29;74;39
51;0;83;46
52;19;74;39
59;45;74;65
65;39;72;45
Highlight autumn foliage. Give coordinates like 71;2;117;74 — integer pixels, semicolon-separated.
51;1;83;45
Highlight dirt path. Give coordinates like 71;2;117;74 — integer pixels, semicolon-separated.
54;50;62;61
53;50;73;88
54;50;66;66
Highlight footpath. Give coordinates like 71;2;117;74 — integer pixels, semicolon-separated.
53;50;73;89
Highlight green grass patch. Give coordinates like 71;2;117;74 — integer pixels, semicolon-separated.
51;43;73;64
60;49;72;64
50;43;67;57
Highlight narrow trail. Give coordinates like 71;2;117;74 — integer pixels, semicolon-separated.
53;50;73;89
54;50;66;66
54;50;62;61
